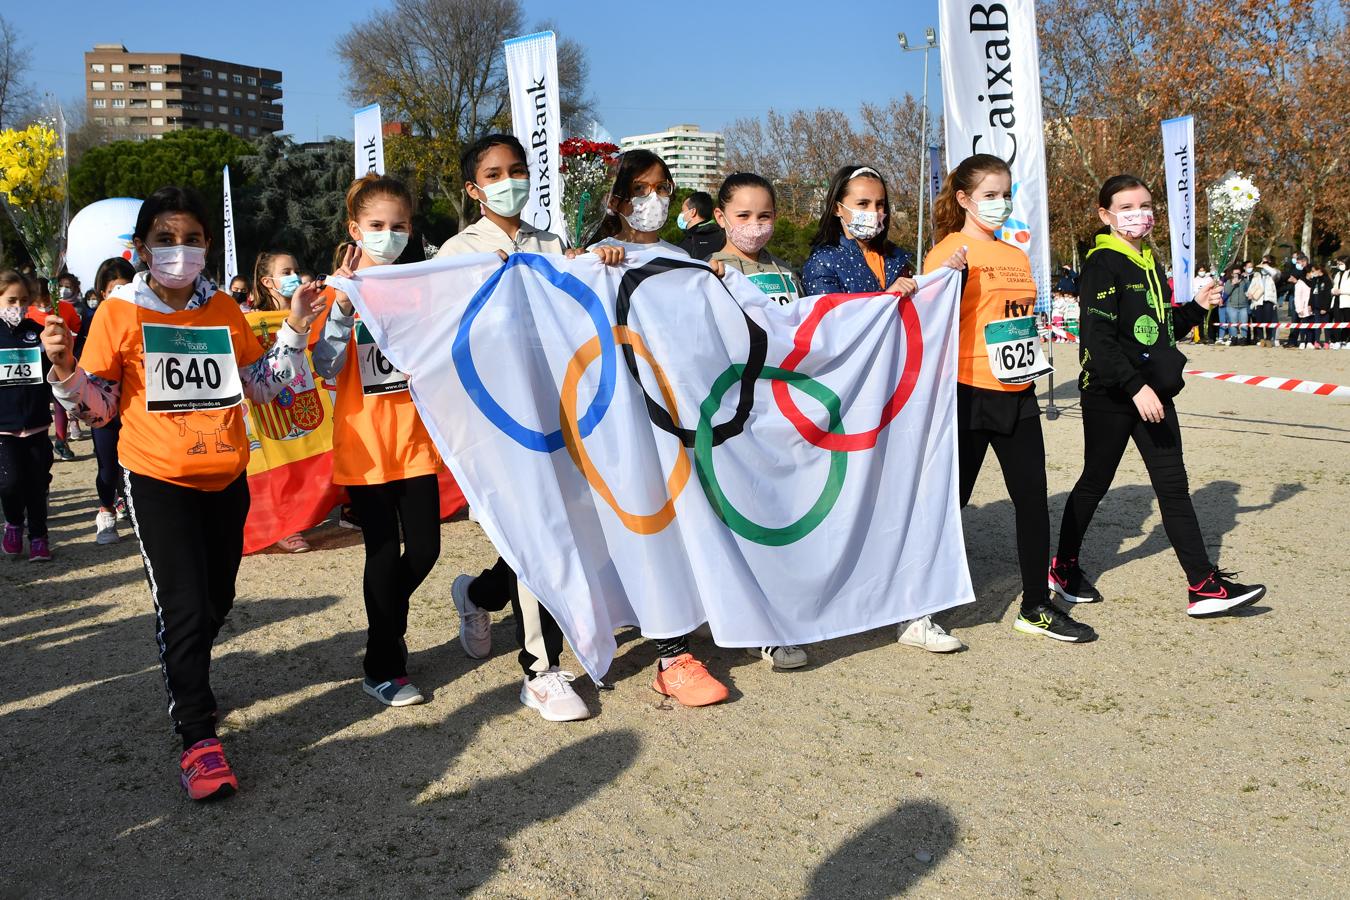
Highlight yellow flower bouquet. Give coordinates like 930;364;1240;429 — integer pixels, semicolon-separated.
0;119;69;280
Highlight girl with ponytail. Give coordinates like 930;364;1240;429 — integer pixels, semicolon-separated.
925;153;1097;646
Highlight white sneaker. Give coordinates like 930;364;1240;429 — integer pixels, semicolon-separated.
520;669;590;722
746;645;809;669
94;510;119;544
897;616;964;653
451;574;492;659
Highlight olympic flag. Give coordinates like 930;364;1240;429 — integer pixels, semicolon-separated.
941;0;1052;312
332;254;974;679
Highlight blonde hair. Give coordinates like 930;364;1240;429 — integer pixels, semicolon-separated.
345;172;416;222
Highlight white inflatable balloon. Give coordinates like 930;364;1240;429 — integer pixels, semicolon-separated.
65;197;142;290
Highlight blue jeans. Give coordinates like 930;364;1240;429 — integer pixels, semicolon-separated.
1221;306;1249;341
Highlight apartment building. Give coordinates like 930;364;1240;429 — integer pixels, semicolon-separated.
84;44;283;141
618;124;725;191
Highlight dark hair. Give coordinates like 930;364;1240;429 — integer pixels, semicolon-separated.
345;172;416;222
93;257;136;297
715;174;775;211
57;271;81;289
133;185;213;244
686;190;715;219
460;133;528;188
933;153;1012;240
810;165;893;251
1097;174;1151;211
592;149;674;242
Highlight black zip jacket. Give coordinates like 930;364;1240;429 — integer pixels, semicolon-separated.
0;317;54;433
678;220;726;261
1077;237;1208;408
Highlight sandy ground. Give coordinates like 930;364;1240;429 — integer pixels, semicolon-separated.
2;343;1347;899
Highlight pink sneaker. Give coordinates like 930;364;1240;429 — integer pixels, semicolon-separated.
2;524;21;556
28;537;51;562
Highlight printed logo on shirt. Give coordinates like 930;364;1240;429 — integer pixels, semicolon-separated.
22;331;38;343
1133;315;1160;345
1002;299;1033;318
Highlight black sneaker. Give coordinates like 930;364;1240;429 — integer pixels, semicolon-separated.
1014;602;1098;643
1186;569;1266;618
52;439;76;462
1048;556;1103;604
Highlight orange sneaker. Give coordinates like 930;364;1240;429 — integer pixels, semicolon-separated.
652;653;729;707
179;739;238;801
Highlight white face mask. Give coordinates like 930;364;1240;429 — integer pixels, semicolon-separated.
0;306;22;328
360;230;409;265
148;245;207;289
971;198;1013;230
476;178;531;217
840;206;884;241
58;286;75;300
621;191;670;234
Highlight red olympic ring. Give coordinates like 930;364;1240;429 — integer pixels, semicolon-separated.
772;292;923;452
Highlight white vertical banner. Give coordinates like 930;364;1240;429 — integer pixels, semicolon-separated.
504;31;563;241
222;165;238;284
1160;115;1196;305
940;0;1052;312
353;103;385;179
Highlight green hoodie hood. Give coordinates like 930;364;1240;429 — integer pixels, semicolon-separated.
1088;231;1167;323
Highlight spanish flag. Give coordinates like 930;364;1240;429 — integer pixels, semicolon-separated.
242;308;344;552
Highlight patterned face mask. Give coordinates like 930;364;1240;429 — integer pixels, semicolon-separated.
0;306;22;328
621;191;671;234
726;221;774;256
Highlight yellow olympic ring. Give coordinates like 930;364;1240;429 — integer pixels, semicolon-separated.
560;326;691;534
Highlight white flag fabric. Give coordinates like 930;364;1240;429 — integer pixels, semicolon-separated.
504;31;564;242
941;0;1052;313
331;255;974;679
222;165;238;285
353;103;385;179
1161;115;1196;304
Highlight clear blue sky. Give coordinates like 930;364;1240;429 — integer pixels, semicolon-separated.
11;0;943;143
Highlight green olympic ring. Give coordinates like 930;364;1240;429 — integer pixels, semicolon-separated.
693;363;847;546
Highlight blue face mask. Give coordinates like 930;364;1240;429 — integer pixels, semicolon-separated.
677;213;688;231
277;273;302;298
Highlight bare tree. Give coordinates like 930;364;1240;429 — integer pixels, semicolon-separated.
0;14;35;129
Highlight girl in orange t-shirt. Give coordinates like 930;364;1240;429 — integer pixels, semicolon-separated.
925;154;1095;645
42;186;327;801
312;174;442;709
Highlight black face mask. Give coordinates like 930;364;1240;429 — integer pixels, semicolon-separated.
231;290;248;303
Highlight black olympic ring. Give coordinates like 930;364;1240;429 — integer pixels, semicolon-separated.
613;257;767;449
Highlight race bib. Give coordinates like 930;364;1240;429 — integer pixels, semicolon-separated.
355;321;408;395
984;316;1053;385
142;323;244;412
0;346;42;387
747;271;800;307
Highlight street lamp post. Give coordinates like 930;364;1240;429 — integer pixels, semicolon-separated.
898;27;938;272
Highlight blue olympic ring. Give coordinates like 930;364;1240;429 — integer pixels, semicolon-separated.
453;253;616;452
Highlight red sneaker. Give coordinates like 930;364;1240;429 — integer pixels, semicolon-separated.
652;653;729;707
179;739;238;801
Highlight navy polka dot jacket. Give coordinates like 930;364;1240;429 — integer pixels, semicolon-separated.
802;235;915;295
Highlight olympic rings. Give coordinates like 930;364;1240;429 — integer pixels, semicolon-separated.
453;254;615;453
694;363;848;546
560;326;692;534
772;292;923;452
614;257;767;448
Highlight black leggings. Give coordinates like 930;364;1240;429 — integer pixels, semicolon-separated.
92;419;122;509
1057;403;1212;584
0;432;53;539
347;474;441;681
123;470;249;749
958;387;1049;611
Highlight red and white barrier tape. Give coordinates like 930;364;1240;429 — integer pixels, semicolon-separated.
1264;322;1346;331
1038;327;1078;343
1184;370;1350;398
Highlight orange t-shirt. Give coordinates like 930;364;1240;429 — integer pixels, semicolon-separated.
328;291;441;486
27;300;81;334
77;292;263;490
926;232;1037;392
861;243;887;289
